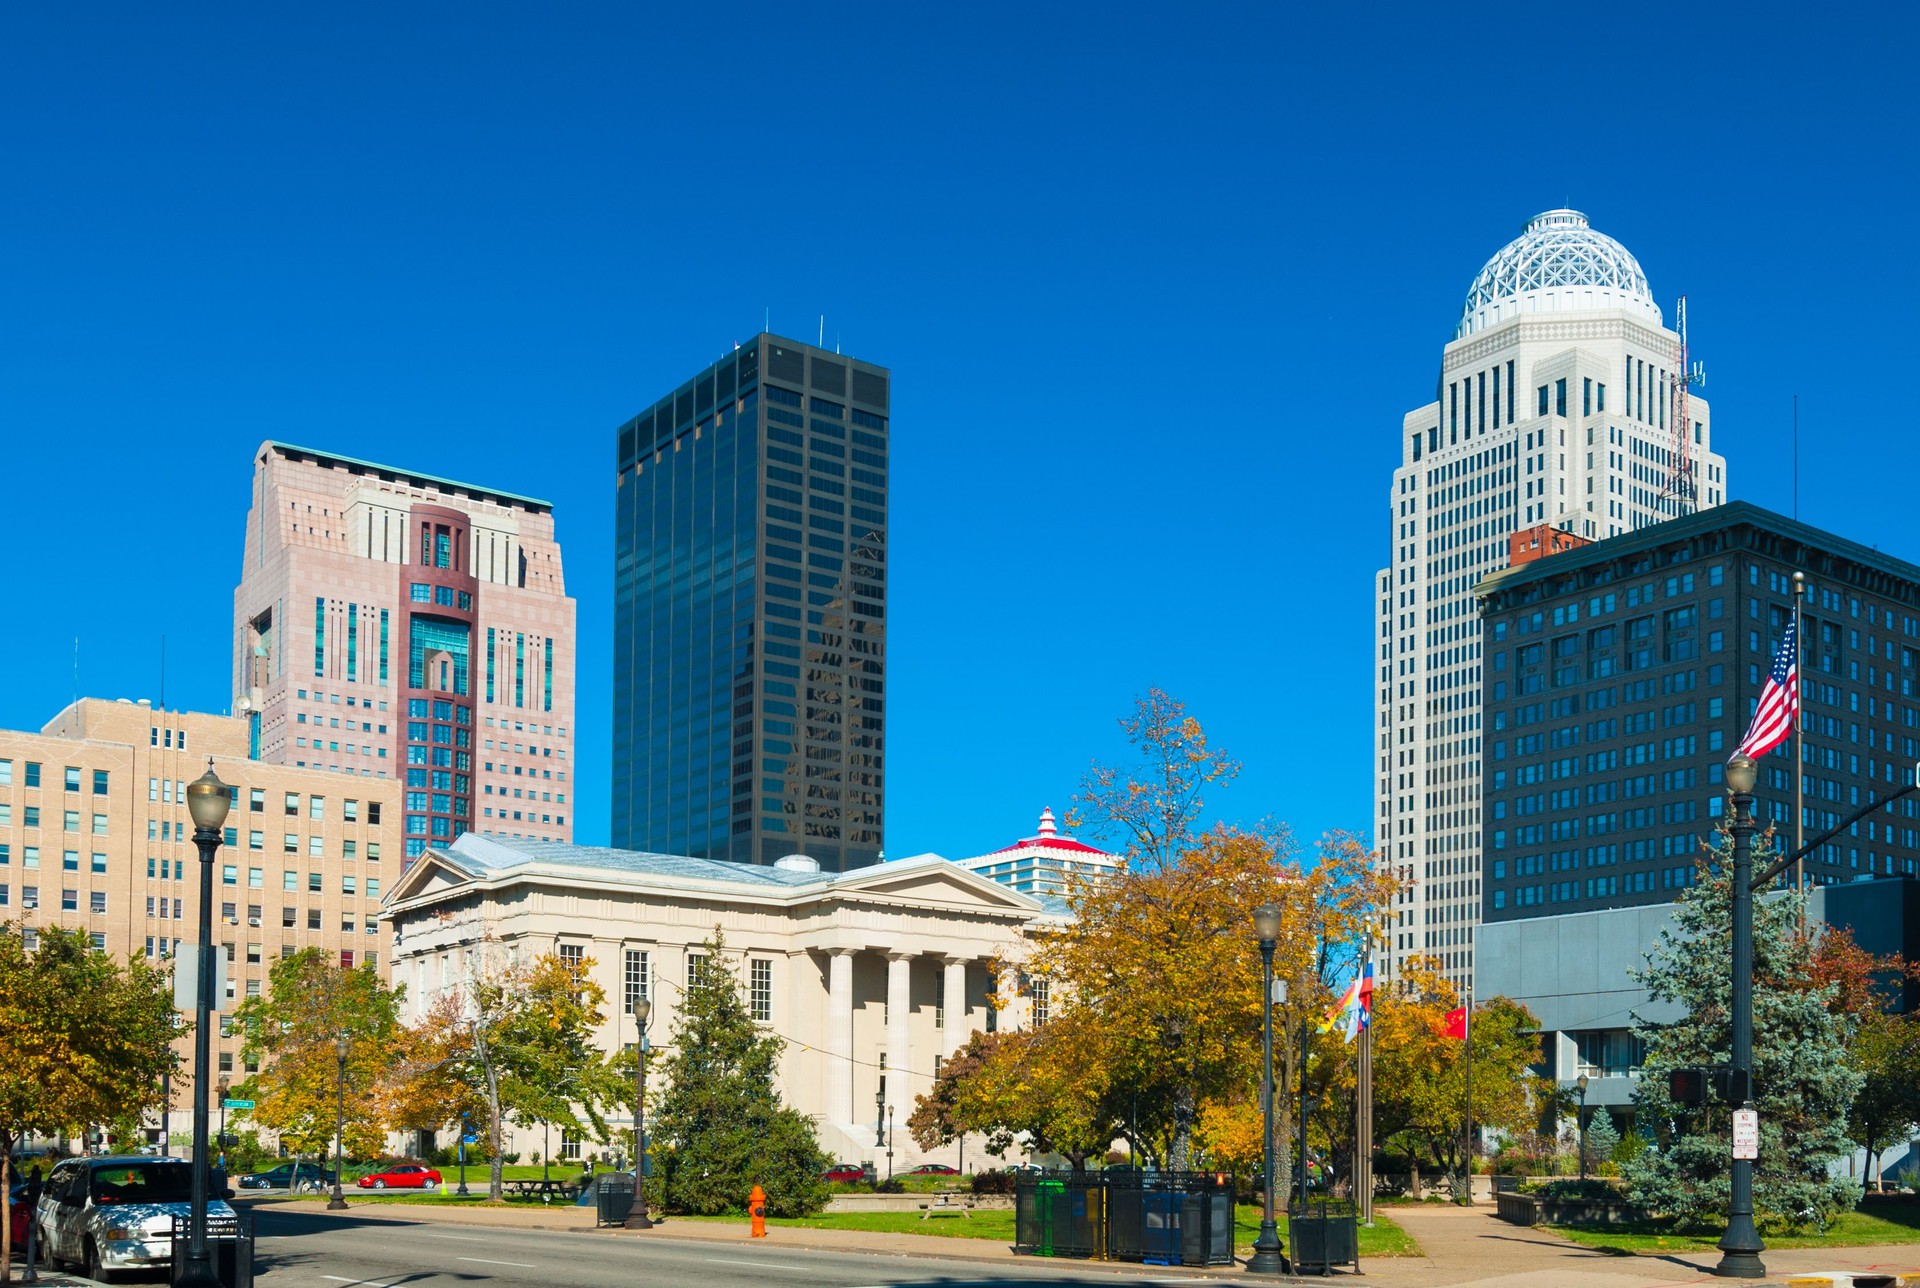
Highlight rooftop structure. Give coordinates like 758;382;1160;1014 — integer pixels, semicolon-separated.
953;807;1120;898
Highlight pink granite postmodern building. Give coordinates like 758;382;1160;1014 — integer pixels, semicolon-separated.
233;442;577;862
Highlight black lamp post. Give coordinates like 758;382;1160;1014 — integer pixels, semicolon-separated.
874;1087;885;1150
457;1110;470;1196
179;764;231;1288
215;1077;228;1172
886;1105;895;1181
1247;901;1288;1275
1716;754;1766;1278
328;1032;350;1210
625;997;653;1229
1575;1074;1590;1183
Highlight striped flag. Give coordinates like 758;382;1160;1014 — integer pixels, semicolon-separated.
1734;616;1799;761
1319;961;1373;1042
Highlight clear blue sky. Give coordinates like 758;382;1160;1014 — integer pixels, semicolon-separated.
2;3;1914;860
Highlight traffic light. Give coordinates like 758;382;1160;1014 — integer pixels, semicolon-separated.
1712;1067;1753;1105
1669;1068;1709;1106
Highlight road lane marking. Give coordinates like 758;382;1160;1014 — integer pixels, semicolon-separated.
458;1256;538;1267
704;1256;814;1270
321;1277;402;1288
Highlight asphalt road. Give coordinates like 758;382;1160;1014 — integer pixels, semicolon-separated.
251;1209;1238;1288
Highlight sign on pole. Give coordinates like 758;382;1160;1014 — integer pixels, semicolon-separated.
171;944;228;1014
223;1099;254;1110
1731;1108;1759;1160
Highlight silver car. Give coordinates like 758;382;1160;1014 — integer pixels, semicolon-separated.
35;1155;236;1282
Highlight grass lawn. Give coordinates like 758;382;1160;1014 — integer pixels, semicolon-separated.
1552;1201;1920;1254
672;1203;1420;1257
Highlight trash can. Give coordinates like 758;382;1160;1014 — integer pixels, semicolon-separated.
1014;1175;1066;1254
1288;1197;1359;1275
595;1174;637;1225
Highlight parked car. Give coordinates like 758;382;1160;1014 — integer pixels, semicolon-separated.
35;1155;236;1283
236;1162;337;1191
906;1163;959;1175
819;1163;865;1183
7;1182;29;1249
356;1164;442;1190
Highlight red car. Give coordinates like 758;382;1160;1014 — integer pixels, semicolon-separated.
356;1164;442;1190
819;1163;865;1182
7;1183;27;1248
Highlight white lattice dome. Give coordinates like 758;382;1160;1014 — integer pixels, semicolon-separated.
1456;210;1662;338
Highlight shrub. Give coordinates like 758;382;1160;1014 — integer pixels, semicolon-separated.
1519;1178;1626;1201
970;1170;1016;1195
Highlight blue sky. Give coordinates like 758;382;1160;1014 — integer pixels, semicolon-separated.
2;3;1914;860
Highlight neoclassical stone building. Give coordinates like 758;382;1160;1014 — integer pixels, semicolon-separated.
383;832;1061;1165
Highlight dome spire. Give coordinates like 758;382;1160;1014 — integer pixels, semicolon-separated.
1455;209;1661;339
1037;806;1057;838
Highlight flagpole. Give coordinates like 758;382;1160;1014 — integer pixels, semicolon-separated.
1462;981;1474;1206
1793;570;1807;924
1359;997;1374;1226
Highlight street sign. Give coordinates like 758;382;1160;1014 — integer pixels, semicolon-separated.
462;1134;478;1144
1731;1108;1759;1160
223;1099;254;1109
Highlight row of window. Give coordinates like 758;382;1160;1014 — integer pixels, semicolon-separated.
0;762;109;792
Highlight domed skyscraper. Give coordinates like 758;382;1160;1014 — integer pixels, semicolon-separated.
1374;210;1729;993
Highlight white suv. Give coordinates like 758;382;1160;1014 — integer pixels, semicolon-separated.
35;1155;237;1282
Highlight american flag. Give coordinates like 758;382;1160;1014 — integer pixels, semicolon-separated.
1735;616;1799;760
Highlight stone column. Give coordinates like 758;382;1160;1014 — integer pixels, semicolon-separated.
886;952;912;1119
943;958;970;1037
827;949;854;1131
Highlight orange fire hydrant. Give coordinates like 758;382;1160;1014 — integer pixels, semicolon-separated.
749;1184;768;1238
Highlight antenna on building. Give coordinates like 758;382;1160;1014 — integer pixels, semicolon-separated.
160;633;166;710
1658;294;1702;513
818;315;825;347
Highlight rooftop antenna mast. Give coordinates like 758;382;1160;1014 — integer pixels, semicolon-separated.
1659;294;1704;512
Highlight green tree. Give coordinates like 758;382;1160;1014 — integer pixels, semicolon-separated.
1582;1109;1621;1174
1845;1008;1920;1194
649;930;828;1218
392;937;623;1200
0;925;178;1280
231;949;406;1160
1624;832;1861;1233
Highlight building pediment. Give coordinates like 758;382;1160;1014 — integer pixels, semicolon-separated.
830;859;1042;915
381;849;479;910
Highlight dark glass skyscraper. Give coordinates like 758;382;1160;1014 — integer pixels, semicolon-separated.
613;334;889;871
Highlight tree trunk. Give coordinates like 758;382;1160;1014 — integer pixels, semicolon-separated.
1;1131;14;1285
1408;1158;1421;1200
482;1045;504;1202
1167;1085;1196;1171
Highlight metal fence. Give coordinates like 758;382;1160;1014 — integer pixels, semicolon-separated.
1015;1170;1234;1267
1288;1196;1360;1275
167;1209;254;1288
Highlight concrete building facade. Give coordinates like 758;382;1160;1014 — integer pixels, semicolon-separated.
1375;210;1729;993
384;833;1052;1166
612;335;889;872
233;441;577;860
0;698;402;1143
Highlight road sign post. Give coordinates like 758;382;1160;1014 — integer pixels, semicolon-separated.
1731;1109;1759;1161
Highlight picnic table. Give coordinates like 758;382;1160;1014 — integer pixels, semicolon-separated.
502;1177;581;1200
919;1189;974;1219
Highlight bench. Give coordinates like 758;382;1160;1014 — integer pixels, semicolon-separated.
919;1190;974;1219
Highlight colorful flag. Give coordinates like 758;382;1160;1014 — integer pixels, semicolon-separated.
1441;1006;1468;1040
1320;961;1373;1042
1734;616;1799;761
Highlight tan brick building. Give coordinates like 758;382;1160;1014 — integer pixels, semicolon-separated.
0;699;401;1143
232;441;577;864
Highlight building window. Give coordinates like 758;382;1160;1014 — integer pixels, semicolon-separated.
1029;975;1050;1028
624;949;650;1013
686;953;707;988
64;766;81;792
92;769;110;795
750;958;773;1022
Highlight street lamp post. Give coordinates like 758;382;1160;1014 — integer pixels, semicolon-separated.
328;1033;349;1210
457;1111;470;1196
178;765;231;1288
215;1077;228;1172
874;1088;885;1150
1247;902;1288;1275
1717;754;1766;1278
625;997;653;1230
1575;1074;1590;1183
886;1105;895;1181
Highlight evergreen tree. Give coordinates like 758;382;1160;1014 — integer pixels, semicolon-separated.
1624;828;1860;1232
649;929;829;1217
1581;1108;1620;1173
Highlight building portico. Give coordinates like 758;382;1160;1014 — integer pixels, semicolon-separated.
383;834;1058;1166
